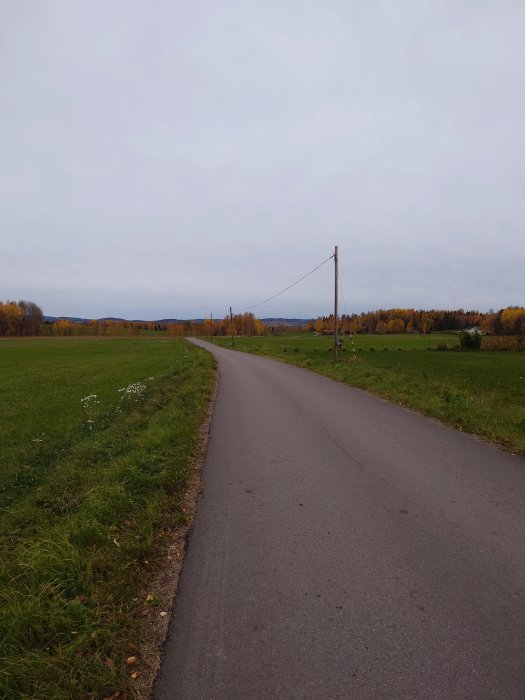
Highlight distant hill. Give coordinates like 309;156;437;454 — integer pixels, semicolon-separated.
262;318;308;326
153;318;203;324
44;316;309;325
44;316;89;323
44;316;205;324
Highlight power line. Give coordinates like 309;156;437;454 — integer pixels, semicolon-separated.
237;254;334;312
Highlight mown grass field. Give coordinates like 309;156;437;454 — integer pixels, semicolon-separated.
214;333;525;457
0;337;215;699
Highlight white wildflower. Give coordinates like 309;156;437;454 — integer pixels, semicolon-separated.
81;394;99;429
117;380;149;405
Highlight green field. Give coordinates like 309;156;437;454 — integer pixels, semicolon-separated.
0;337;215;699
214;333;525;457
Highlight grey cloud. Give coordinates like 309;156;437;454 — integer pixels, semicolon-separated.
1;1;523;318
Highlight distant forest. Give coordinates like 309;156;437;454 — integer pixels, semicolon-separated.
312;307;525;336
1;300;524;337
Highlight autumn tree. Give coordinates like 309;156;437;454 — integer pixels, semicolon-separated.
53;319;74;336
387;318;405;334
0;301;23;336
0;299;43;336
500;307;525;335
315;317;325;333
167;322;184;336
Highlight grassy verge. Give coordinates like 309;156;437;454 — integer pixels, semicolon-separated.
213;333;525;457
0;337;215;699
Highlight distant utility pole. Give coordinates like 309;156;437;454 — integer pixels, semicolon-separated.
210;312;213;342
230;306;234;347
334;245;341;362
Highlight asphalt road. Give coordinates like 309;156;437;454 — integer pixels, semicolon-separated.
154;340;525;699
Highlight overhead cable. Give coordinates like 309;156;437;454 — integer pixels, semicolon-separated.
238;254;334;312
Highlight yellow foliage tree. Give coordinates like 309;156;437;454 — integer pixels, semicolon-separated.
53;319;74;336
500;307;525;335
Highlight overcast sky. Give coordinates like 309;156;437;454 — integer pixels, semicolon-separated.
1;1;524;319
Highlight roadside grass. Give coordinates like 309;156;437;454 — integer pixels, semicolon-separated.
0;337;215;699
213;333;525;457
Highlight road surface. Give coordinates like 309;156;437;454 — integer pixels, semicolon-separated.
154;340;525;699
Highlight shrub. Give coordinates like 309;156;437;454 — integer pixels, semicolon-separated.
459;331;481;350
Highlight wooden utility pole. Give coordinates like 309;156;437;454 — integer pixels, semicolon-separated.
334;245;341;362
230;306;234;347
210;312;213;342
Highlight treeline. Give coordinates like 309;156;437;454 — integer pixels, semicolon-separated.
43;312;268;337
309;307;525;335
166;313;267;337
4;299;524;338
0;300;43;336
42;319;156;336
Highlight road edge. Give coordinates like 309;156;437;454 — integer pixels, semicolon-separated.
133;347;219;699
